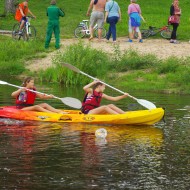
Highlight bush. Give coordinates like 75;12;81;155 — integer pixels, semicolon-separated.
39;42;110;84
112;50;158;72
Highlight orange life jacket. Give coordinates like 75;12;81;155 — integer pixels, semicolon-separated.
15;2;28;22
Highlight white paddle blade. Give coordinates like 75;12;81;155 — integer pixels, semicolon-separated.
61;97;82;109
0;80;8;85
137;99;156;110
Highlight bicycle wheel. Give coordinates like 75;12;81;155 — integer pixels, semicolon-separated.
25;25;36;41
161;28;172;39
94;27;107;38
12;23;24;40
140;29;151;39
74;26;86;38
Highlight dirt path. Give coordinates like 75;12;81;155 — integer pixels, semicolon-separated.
26;37;190;72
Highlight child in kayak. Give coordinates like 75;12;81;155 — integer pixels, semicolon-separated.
11;77;64;113
81;80;128;114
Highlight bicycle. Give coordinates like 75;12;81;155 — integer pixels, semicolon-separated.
135;25;172;39
74;20;107;39
12;16;36;41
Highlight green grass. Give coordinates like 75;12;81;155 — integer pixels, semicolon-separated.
37;42;190;94
39;42;110;85
0;35;45;77
0;0;190;94
0;0;190;39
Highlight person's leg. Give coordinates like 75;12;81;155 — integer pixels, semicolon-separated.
38;103;64;113
22;105;52;112
173;23;178;40
136;27;143;42
97;12;104;40
19;20;25;31
107;104;125;114
45;21;53;48
128;19;133;42
106;21;111;40
98;28;102;40
88;105;120;115
89;12;96;40
54;22;60;49
109;16;118;42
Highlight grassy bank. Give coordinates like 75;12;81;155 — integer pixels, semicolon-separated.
0;0;190;95
0;36;190;94
0;35;45;77
0;0;190;40
38;42;190;94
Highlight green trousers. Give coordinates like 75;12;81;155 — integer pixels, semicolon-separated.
45;21;60;49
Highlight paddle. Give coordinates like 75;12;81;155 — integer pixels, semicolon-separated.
62;63;156;110
0;80;82;109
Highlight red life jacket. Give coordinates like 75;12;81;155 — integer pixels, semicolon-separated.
16;88;37;106
81;90;102;113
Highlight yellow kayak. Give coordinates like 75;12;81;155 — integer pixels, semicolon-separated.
0;106;164;125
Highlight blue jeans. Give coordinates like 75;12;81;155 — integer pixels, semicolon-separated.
106;16;119;41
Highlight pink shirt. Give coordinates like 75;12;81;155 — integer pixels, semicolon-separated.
128;3;141;15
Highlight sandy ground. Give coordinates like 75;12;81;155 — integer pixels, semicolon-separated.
21;37;190;72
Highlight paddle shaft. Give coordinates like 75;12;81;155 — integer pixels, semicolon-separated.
80;71;136;100
61;63;156;109
5;82;61;100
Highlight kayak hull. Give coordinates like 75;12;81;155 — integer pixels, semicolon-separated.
0;107;164;125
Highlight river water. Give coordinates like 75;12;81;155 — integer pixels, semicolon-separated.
0;81;189;189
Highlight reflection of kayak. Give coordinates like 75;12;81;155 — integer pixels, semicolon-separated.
66;123;164;147
0;106;164;125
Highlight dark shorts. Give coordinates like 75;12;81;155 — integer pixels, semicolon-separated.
20;16;27;23
82;109;90;114
16;104;33;109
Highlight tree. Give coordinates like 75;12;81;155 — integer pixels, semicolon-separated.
4;0;18;15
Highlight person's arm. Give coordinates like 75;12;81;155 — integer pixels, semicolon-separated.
86;0;93;16
104;11;108;23
102;93;128;101
11;88;26;98
19;6;25;17
59;8;65;17
140;14;145;22
83;80;98;93
36;93;54;99
28;9;36;18
118;9;121;21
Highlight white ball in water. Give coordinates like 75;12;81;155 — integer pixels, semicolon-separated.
95;128;107;138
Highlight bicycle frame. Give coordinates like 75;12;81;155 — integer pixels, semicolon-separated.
25;17;31;35
78;20;98;35
149;25;169;35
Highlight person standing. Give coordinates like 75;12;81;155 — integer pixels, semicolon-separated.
170;0;181;44
15;0;36;35
86;0;106;41
45;0;64;49
104;0;121;43
127;0;145;43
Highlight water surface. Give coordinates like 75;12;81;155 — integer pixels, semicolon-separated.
0;81;189;189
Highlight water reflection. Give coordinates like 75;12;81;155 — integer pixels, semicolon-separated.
0;122;164;189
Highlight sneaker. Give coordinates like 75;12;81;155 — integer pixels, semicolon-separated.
173;40;180;44
127;39;133;42
18;30;22;35
139;39;143;43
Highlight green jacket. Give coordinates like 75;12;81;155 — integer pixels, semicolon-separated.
47;5;64;21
